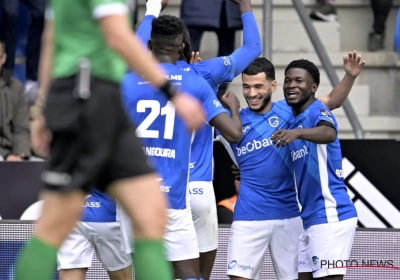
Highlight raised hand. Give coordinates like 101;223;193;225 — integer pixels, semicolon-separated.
190;52;202;64
220;91;240;111
343;50;366;78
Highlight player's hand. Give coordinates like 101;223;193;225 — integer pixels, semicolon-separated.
31;116;52;158
146;0;168;11
171;93;206;131
232;164;241;181
219;91;240;111
343;50;366;78
271;129;300;147
190;52;202;64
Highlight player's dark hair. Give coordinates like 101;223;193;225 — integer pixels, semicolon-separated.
243;57;275;81
181;25;192;63
151;15;185;47
285;59;320;86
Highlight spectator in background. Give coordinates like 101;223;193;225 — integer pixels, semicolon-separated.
310;0;338;22
180;0;242;97
217;179;239;224
0;40;31;161
0;0;45;99
369;0;394;51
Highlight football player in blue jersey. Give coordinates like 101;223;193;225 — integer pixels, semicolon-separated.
57;190;132;280
223;53;364;280
271;59;358;280
134;0;261;278
122;15;243;280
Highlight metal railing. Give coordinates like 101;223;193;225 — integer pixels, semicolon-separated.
263;0;365;139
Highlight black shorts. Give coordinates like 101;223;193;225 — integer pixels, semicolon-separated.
42;76;154;193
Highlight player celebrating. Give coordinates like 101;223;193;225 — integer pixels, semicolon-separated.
122;15;243;280
223;53;364;280
16;0;207;279
271;59;358;280
135;1;261;277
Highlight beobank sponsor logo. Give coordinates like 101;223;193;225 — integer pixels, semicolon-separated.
236;138;273;156
227;260;254;271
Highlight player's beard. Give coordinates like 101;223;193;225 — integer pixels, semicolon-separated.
247;91;272;113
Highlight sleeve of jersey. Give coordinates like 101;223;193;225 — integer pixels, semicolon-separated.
230;12;262;77
310;106;337;130
136;15;155;45
90;0;129;19
198;78;229;123
197;55;237;86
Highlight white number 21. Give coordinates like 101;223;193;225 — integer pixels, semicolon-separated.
136;100;175;139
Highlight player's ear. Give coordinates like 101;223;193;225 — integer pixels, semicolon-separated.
179;42;185;55
311;83;318;94
147;40;153;51
270;80;277;93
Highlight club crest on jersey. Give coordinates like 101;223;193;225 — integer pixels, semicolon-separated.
320;109;331;117
268;116;279;128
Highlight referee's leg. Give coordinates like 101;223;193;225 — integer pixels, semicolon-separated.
15;77;93;280
106;123;172;280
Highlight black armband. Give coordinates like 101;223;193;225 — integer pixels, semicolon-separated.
316;120;336;131
159;81;178;100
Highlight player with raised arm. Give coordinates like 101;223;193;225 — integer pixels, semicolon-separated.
270;59;358;280
15;0;207;279
136;1;261;277
122;15;242;280
222;53;364;280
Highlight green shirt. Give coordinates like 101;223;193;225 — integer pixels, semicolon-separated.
48;0;131;83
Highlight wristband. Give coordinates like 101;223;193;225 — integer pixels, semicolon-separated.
159;81;178;100
145;0;162;17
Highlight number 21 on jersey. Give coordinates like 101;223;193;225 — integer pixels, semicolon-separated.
136;100;176;139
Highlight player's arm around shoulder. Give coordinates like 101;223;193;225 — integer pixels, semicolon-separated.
271;105;336;147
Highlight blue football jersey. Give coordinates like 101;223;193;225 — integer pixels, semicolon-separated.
177;58;236;182
288;99;357;229
122;63;228;210
81;190;117;223
230;101;301;221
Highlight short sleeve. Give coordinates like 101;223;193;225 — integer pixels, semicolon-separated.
89;0;129;19
194;55;237;86
197;77;229;123
309;105;336;129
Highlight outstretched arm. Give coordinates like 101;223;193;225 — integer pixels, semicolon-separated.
318;50;366;110
136;0;168;44
229;0;262;76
